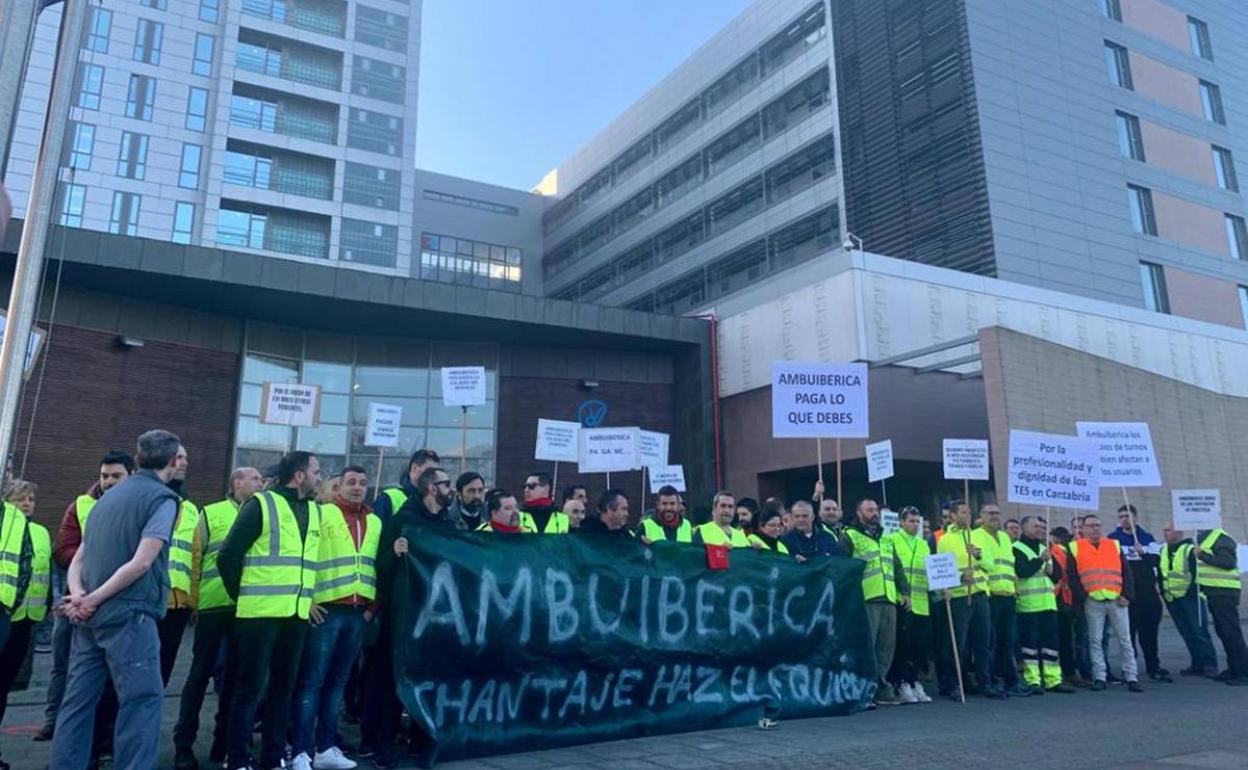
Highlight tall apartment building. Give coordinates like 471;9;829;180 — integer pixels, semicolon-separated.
541;0;1248;330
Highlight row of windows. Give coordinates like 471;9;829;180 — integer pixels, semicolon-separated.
1104;40;1225;125
77;65;216;134
544;67;832;277
59;186;194;244
1127;184;1247;259
418;233;522;291
352;56;406;104
547;133;836;297
137;0;219;22
67;122;201;189
422;189;519;216
542;2;828;235
85;9;214;76
1115;110;1239;192
242;0;347;39
1101;1;1214;62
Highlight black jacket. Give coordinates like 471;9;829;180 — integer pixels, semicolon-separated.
218;485;311;603
376;495;457;607
780;527;838;561
1014;535;1062;583
577;516;633;538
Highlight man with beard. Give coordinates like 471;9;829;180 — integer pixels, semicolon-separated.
519;472;569;534
639;486;692;543
448;472;486;531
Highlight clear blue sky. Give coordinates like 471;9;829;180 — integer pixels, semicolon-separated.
414;0;755;191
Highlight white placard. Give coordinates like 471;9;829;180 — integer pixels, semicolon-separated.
440;366;486;407
881;509;900;536
578;427;640;474
942;438;990;481
649;465;687;493
0;311;45;377
535;419;580;463
1006;430;1100;511
365;402;402;448
1171;489;1222;532
260;382;321;427
925;552;961;592
1075;421;1162;488
866;439;894;483
770;362;869;438
638;430;670;468
1237;545;1248;574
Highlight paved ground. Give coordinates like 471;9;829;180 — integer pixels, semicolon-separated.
3;619;1247;770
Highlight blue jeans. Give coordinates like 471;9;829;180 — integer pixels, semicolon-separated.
292;606;367;755
1167;595;1219;670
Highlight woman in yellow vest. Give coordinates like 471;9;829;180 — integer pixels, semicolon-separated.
747;504;790;555
0;480;48;769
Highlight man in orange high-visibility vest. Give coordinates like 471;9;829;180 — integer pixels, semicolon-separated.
1068;513;1143;693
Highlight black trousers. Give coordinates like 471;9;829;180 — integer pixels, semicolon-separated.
1057;606;1077;676
0;620;33;729
937;593;991;695
226;617;308;770
158;607;192;687
1128;594;1164;675
887;610;930;686
173;609;234;753
988;595;1018;687
360;620;401;756
1206;592;1248;678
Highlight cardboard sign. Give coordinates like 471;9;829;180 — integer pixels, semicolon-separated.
1171;489;1222;532
260;382;321;427
866;439;894;483
1075;421;1161;488
943;438;990;481
648;465;687;493
578;427;640;474
440;366;486;407
535;419;580;463
365;402;402;448
639;430;670;468
1006;430;1099;511
925;552;961;592
880;509;900;536
770;362;869;439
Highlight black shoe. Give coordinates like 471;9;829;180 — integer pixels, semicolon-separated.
1128;681;1144;693
947;692;965;702
1180;666;1209;677
1028;685;1045;696
1149;671;1173;683
984;686;1008;700
373;752;400;769
1091;680;1107;691
32;725;53;742
1215;670;1235;681
356;744;376;759
1049;683;1077;694
1225;677;1248;687
173;749;198;770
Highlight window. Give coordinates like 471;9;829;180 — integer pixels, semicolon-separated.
126;75;156;121
346;163;401;209
1188;16;1213;61
134;18;163;65
199;0;219;22
109;192;141;236
1104;41;1132;90
67;123;94;169
421;189;516;216
346;108;403;155
1213;146;1238;192
1139;262;1170;313
341;219;398;267
179;144;202;189
218;209;267;250
355;5;408;53
140;0;167;8
1200;81;1225;125
172;203;195;244
85;6;111;53
1127;185;1157;235
117;132;149;180
60;184;86;227
230;94;278;132
1115;111;1144;161
1101;0;1121;21
1228;214;1248;260
186;87;209;131
193;34;215;77
1239;286;1248;327
224;150;273;189
76;64;104;110
418;233;522;289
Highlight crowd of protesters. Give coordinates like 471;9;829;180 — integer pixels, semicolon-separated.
0;437;1244;770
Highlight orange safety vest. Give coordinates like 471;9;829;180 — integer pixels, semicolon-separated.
933;528;945;546
1071;538;1123;601
1050;544;1072;606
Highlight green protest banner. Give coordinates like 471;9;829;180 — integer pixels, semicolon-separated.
392;531;877;765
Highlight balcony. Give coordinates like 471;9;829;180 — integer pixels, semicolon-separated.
241;0;346;39
236;30;343;92
224;140;335;201
230;84;339;145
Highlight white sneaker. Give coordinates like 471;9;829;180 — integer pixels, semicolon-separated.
313;747;357;770
289;752;314;770
897;683;920;704
914;682;934;703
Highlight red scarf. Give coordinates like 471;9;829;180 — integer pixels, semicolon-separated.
491;518;521;533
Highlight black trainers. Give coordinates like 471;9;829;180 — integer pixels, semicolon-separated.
173;748;199;770
1128;681;1144;693
1091;680;1107;691
1149;671;1173;683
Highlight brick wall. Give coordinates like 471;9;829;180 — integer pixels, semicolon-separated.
13;324;240;529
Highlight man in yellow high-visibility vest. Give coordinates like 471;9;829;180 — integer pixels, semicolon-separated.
1193;527;1248;685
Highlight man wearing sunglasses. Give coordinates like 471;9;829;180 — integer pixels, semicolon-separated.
519;472;570;534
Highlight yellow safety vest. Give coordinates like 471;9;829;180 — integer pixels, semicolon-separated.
1160;542;1195;602
1013;541;1057;613
168;499;200;595
314;504;380;604
747;534;790;555
938;525;989;598
891;531;930;616
695;522;750;548
1197;530;1241;590
519;510;570;534
74;494;96;534
382;487;407;514
237;492;320;620
846;528;898;603
0;503;28;610
641;518;692;543
199;498;241;610
977;527;1017;596
15;521;51;622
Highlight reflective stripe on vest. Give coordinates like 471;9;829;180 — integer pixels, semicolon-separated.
314;505;381;604
1160;543;1195;602
198;498;241;610
1071;538;1123;601
237;492;320;620
75;494;96;535
977;528;1017;596
1197;530;1241;590
641;518;692;543
1013;541;1057;613
938;526;988;598
846;528;898;603
747;534;790;555
519;510;570;534
0;503;28;610
696;522;750;549
168;499;200;595
891;532;930;617
14;521;51;622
